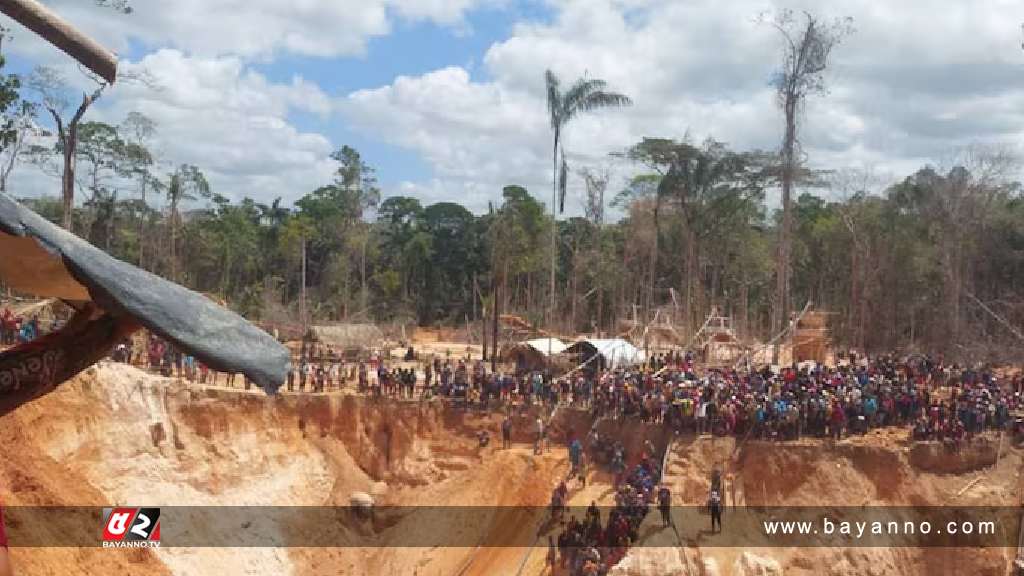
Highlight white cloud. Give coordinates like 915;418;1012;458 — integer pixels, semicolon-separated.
1;0;490;62
9;49;338;207
345;66;549;210
342;0;1024;213
109;50;339;204
9;0;1024;215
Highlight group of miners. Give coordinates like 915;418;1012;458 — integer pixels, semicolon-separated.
547;446;663;575
577;355;1023;445
545;432;723;576
0;307;42;346
346;351;1023;449
102;332;1024;451
110;334;258;389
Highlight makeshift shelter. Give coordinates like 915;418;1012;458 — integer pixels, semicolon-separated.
309;324;385;358
692;308;743;366
618;308;684;353
504;338;566;372
0;191;289;417
793;310;832;364
565;338;645;371
5;298;72;329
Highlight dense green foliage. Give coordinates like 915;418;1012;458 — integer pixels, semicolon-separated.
0;30;1020;360
14;114;1024;361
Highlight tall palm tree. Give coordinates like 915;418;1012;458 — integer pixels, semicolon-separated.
544;70;631;327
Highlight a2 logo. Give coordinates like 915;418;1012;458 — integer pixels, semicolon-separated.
101;507;161;548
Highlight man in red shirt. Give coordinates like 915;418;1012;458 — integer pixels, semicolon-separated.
0;308;12;345
0;506;11;576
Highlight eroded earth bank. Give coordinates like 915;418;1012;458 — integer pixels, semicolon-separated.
0;363;1019;575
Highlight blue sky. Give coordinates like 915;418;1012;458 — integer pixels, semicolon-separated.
4;1;546;201
251;9;524;189
2;0;1024;214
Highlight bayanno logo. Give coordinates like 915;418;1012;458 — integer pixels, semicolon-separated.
101;507;161;548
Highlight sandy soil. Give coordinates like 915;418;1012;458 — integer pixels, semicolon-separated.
617;429;1023;576
0;362;1020;575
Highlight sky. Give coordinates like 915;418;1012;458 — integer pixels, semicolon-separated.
2;0;1024;216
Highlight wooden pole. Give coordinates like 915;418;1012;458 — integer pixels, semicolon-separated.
300;235;307;333
0;0;117;83
491;281;498;373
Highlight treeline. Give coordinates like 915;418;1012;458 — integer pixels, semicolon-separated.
15;127;1024;362
2;45;1024;361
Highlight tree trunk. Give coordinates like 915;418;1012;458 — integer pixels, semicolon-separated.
169;199;178;282
301;235;308;331
491;277;499;373
360;234;367;314
550;127;559;333
774;95;798;361
342;265;350;320
570;243;578;333
685;226;697;333
61;125;74;230
0;117;29;193
106;190;116;253
55;87;104;231
649;198;659;319
138;175;147;269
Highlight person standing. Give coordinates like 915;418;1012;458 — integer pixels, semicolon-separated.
658;485;673;528
0;505;9;576
708;486;723;533
0;307;12;344
534;416;545;455
502;415;512;449
545;535;557;574
569;437;582;475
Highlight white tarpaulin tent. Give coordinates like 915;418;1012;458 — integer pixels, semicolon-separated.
565;338;645;369
520;338;567;356
504;338;567;371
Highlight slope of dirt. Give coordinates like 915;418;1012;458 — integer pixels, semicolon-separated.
2;363;1020;575
620;428;1023;576
0;363;582;575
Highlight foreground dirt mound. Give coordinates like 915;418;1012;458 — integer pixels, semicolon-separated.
633;429;1023;576
1;364;1020;575
0;363;581;575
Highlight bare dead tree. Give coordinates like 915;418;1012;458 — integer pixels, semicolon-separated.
27;66;104;230
829;167;887;350
119;111;157;267
761;9;853;357
0;101;43;192
579;166;609;227
934;144;1020;347
576;166;610;330
27;64;159;231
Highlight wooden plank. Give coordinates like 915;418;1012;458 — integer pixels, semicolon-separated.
0;0;117;83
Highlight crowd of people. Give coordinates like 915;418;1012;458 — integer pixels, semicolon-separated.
578;352;1024;445
0;307;44;346
339;349;1024;448
111;334;263;389
546;436;667;575
103;328;1024;449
